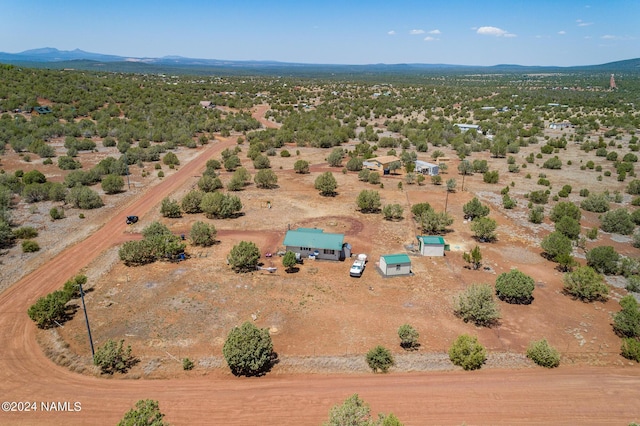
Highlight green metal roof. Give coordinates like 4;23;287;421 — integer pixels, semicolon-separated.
417;235;445;245
283;228;344;250
381;253;411;264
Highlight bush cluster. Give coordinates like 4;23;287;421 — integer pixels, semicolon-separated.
526;339;561;368
453;283;500;326
448;335;486;370
495;269;535;304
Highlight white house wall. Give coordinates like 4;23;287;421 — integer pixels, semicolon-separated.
286;245;341;261
420;245;445;257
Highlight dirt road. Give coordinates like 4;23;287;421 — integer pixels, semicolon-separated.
1;134;640;425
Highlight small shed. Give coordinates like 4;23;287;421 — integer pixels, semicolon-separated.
379;254;412;276
414;160;439;176
416;236;445;256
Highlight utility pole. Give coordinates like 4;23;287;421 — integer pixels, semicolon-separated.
445;188;450;213
123;152;130;190
79;282;95;359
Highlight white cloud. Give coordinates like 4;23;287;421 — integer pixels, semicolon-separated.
387;30;396;36
576;19;593;27
558;30;566;35
410;29;425;35
601;34;617;40
428;29;441;35
476;26;516;37
424;36;438;42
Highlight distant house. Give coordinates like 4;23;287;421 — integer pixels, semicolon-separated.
283;228;351;261
454;123;480;132
416;236;446;257
379;254;412;276
31;106;52;115
362;155;400;173
549;122;572;130
414;160;439;176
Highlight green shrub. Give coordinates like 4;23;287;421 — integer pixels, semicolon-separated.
495;269;535;304
197;175;223;192
529;190;549;204
483;170;499;183
620;338;640;362
182;358;195;370
101;174;125;194
66;186;104;209
581;193;610;213
13;226;38;239
49;207;65;220
542;157;562;169
227;241;260;272
453;283;500;327
626;275;640;293
118;399;168;426
22;239;40;252
563;266;609;302
613;296;640;338
463;197;490;220
223;321;274;376
529;206;544;224
162;152;179;166
398;324;420;350
27;290;69;328
365;345;395;373
554;216;581;240
586;246;619;275
94;339;136;374
550;201;581;222
448;335;486;371
181;190;204;214
600;209;635;235
526;339;561;368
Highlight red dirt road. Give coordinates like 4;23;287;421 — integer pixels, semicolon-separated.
1;136;640;425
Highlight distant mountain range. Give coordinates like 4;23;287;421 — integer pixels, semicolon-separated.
1;47;639;77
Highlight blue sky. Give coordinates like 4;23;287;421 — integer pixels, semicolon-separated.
2;0;638;66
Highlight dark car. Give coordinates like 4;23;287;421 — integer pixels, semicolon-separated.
126;215;139;225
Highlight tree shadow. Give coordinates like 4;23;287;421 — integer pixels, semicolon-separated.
401;342;421;351
285;267;300;274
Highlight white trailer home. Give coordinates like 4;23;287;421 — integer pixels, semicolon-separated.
414;160;439;176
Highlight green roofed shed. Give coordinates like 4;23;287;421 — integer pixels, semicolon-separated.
379;253;412;276
416;235;446;256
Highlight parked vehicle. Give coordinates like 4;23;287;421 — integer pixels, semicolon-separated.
349;259;366;277
126;215;138;225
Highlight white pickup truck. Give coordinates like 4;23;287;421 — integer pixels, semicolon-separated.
349;259;366;277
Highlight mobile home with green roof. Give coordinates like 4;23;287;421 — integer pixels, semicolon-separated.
283;228;351;261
